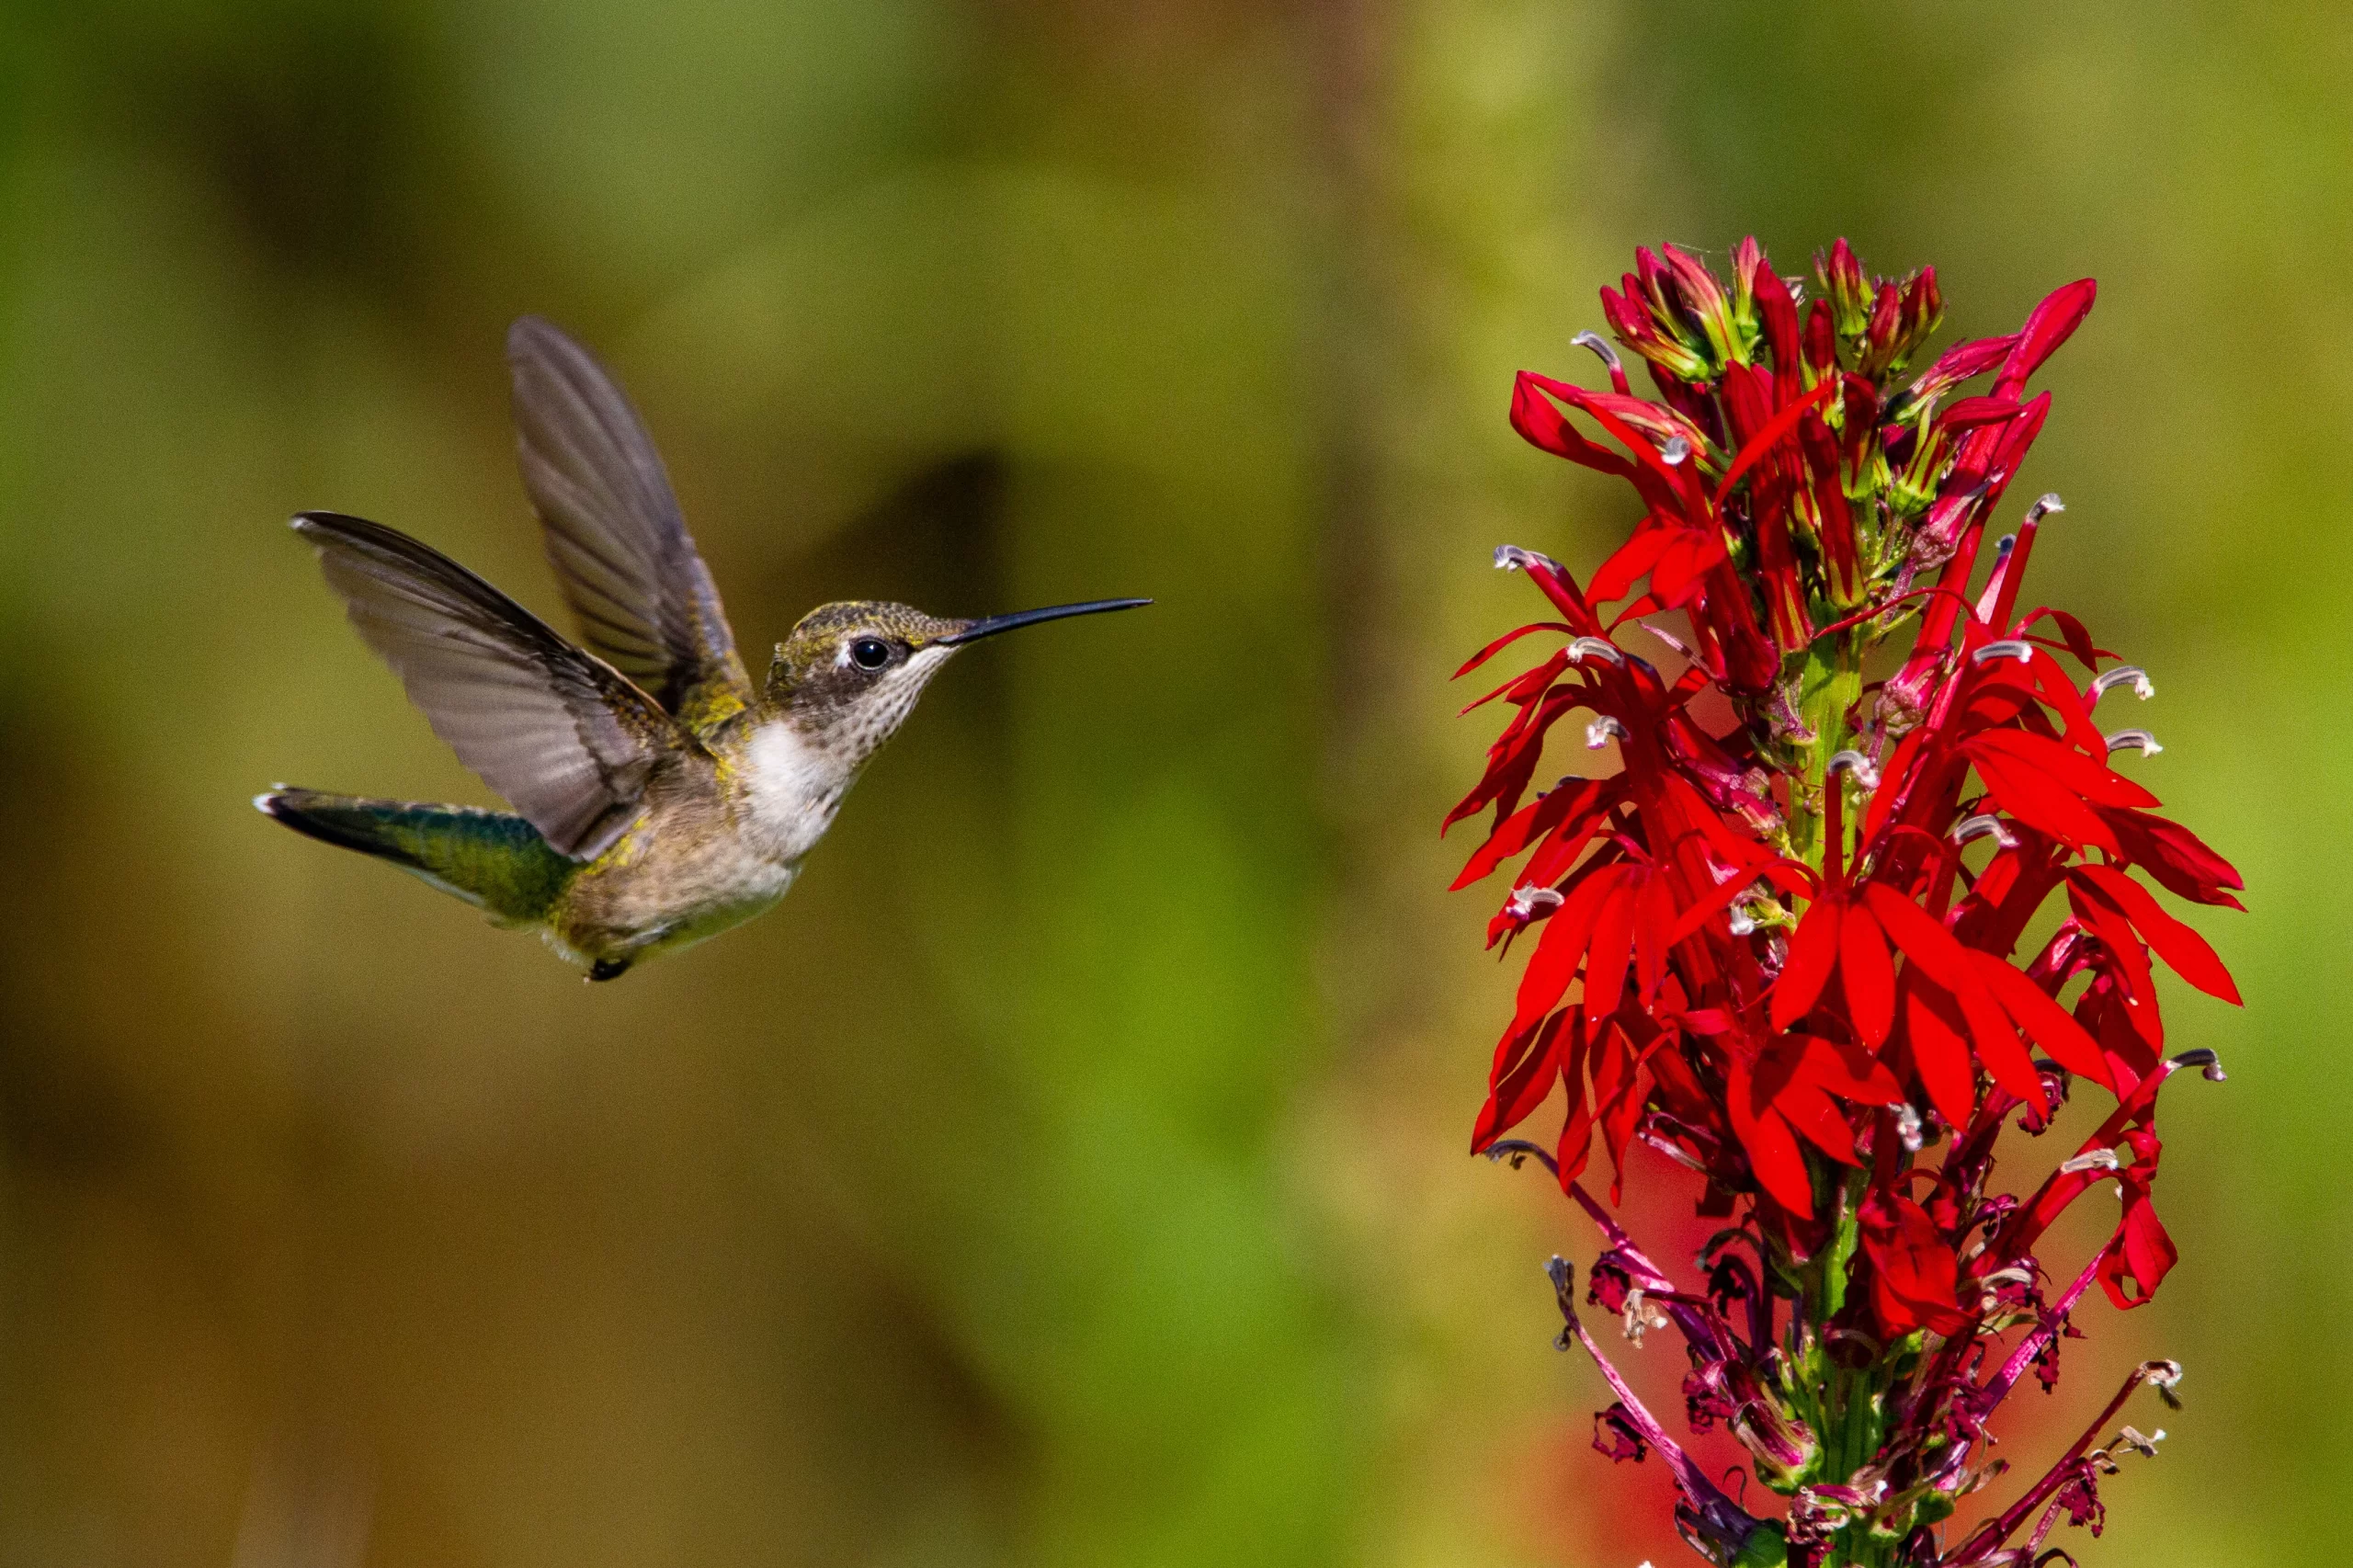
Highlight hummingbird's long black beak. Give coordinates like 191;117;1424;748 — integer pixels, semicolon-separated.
934;597;1153;646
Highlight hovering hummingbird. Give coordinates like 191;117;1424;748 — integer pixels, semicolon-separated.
258;317;1147;981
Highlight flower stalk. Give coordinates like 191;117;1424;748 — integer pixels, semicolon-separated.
1453;241;2243;1566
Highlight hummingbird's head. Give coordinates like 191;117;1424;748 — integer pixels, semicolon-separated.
763;597;1149;767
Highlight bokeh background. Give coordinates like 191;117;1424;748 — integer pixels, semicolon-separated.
0;2;2340;1564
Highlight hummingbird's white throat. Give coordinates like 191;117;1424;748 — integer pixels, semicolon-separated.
742;721;857;864
741;645;955;864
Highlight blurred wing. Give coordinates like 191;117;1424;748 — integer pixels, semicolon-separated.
296;512;677;860
506;315;754;725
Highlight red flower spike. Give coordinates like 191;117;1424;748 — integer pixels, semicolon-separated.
1455;241;2238;1566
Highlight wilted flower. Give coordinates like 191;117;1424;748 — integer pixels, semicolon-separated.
1456;240;2241;1566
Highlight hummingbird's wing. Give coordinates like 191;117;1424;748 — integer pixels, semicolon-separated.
506;316;755;729
295;512;679;861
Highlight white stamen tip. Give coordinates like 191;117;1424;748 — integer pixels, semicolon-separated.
2104;728;2163;756
2170;1048;2227;1083
1495;544;1560;574
1571;330;1624;374
1726;907;1757;937
2060;1148;2127;1175
1586;715;1630;750
1567;636;1626;665
1894;1103;1925;1152
2026;493;2065;524
1825;749;1881;790
1971;638;2036;665
1660;435;1692;465
1504;884;1565;923
2093;665;2156;701
1950;814;2019;848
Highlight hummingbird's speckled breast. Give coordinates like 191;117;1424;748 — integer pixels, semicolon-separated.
540;717;853;969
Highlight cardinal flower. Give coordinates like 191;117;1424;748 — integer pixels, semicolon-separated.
1453;241;2240;1566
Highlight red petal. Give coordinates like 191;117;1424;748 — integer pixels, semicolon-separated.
1590;1022;1658;1201
2068;883;2165;1051
1955;975;2046;1111
1859;1193;1972;1336
1967;748;2119;853
1864;883;2046;1112
1838;903;1896;1050
1790;1033;1905;1104
1632;871;1674;1004
1510;371;1639;478
1993;278;2097;400
1453;620;1577;680
1728;1064;1815;1217
1903;332;2019;403
1663;866;1768;945
1711;379;1836;506
1554;1021;1598;1187
1771;896;1843;1031
1935;394;2026;432
1777;1076;1861;1165
1451;778;1613;890
2098;806;2244;909
1587;527;1677;607
1472;1012;1567;1153
2074;866;2242;1005
2011;607;2112;670
1967;730;2159;809
1967;951;2113;1088
2100;1193;2177;1310
1582;881;1639;1026
1902;977;1977;1129
1457;645;1568;716
1509;867;1618;1034
1971;646;2108;756
1863;730;1927;843
1520;795;1621;889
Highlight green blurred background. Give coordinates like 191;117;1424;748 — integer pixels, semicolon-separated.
0;2;2336;1563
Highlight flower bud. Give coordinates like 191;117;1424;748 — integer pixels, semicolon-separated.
1802;298;1839;387
1732;1392;1821;1494
1818;238;1872;338
1859;281;1904;379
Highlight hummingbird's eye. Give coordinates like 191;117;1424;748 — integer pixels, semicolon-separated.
848;637;893;671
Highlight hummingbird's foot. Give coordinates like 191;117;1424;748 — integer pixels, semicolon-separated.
586;958;631;983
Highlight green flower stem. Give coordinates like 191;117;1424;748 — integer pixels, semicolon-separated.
1785;631;1865;875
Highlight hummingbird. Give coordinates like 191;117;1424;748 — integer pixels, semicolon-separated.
258;317;1148;981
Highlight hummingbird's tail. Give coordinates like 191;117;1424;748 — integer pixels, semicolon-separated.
256;787;576;926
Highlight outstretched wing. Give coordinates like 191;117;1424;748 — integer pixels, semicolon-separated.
295;511;679;860
506;316;754;727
